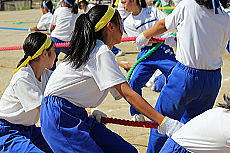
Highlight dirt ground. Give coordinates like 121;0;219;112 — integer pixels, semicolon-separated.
0;9;229;153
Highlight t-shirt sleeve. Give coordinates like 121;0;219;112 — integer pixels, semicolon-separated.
13;78;42;112
37;15;46;29
87;50;127;91
109;87;123;100
165;1;185;30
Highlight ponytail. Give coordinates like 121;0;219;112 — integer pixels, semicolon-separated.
17;56;29;68
64;14;96;69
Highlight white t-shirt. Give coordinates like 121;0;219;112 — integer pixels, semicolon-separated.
50;7;79;41
165;0;230;70
124;7;166;38
37;12;53;32
0;65;52;126
172;107;230;153
44;40;126;108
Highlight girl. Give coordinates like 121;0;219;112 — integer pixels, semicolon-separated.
0;32;56;152
29;0;54;34
40;5;182;153
136;0;230;152
121;0;177;121
78;0;95;13
49;0;79;70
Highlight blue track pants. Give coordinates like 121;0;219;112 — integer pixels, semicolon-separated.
40;96;137;153
0;119;52;153
129;43;177;116
147;62;222;153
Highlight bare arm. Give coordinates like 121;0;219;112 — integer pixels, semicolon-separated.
114;82;165;125
50;24;56;33
143;19;167;39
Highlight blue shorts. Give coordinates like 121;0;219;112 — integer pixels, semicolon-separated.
159;138;191;153
40;96;137;153
147;62;222;153
0;119;52;153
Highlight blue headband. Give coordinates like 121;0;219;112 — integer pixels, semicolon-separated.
43;1;51;13
64;0;73;7
211;0;225;15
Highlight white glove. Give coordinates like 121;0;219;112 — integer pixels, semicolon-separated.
164;36;177;47
90;108;107;123
158;117;184;137
135;33;150;50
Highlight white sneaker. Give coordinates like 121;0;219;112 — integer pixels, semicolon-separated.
131;114;145;121
115;51;125;57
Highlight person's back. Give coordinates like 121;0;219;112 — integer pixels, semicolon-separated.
170;107;230;153
51;6;79;41
167;0;230;70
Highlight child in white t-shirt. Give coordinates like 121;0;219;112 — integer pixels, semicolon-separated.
136;0;230;152
78;0;95;13
50;0;79;70
39;5;183;153
0;32;56;152
29;0;54;34
160;95;230;153
121;0;177;121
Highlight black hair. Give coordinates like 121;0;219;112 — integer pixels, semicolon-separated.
64;0;78;14
195;0;230;9
17;32;53;68
41;0;54;14
137;0;147;8
64;5;121;69
218;94;230;110
79;0;89;9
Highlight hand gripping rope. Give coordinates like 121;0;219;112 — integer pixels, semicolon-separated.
101;117;158;129
0;37;166;51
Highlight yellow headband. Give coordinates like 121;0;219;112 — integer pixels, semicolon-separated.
95;6;115;32
13;35;52;74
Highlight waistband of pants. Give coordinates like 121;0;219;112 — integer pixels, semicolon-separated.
176;62;221;75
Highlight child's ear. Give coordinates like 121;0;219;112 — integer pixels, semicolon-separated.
106;22;115;32
41;50;48;57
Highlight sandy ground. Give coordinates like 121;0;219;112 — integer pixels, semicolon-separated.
0;9;229;153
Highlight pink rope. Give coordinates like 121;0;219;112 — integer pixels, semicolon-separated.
101;117;158;129
0;37;166;51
